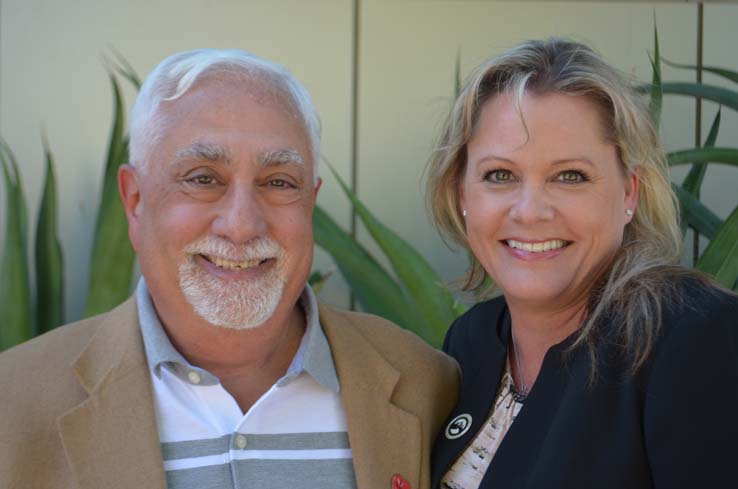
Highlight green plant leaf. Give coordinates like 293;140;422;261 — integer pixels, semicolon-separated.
84;74;136;317
307;270;332;294
35;135;65;333
0;139;33;350
454;49;462;99
679;108;722;235
668;147;738;168
696;202;738;288
663;58;738;86
107;46;143;90
313;205;421;334
682;108;721;198
673;183;723;240
648;21;662;130
326;164;455;347
661;82;738;113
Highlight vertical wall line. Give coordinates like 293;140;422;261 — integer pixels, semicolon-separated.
349;0;361;308
693;1;704;265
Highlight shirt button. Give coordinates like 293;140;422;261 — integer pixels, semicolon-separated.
235;434;247;449
187;371;201;385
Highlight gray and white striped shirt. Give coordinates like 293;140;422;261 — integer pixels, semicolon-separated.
137;279;356;489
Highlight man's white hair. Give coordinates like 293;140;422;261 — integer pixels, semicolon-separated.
129;48;321;178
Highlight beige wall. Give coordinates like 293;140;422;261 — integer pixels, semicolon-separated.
1;1;737;322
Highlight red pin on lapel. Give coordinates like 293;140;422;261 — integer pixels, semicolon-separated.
392;474;410;489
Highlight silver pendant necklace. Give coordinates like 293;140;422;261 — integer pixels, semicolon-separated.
511;329;529;402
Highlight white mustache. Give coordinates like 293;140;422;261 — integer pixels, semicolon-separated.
184;236;282;262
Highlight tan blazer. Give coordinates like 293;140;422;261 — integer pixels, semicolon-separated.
0;296;458;489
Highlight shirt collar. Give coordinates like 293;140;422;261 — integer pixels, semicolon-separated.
136;278;339;392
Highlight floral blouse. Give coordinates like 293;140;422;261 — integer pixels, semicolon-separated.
440;361;524;489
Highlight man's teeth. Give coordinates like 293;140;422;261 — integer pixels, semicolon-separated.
207;256;263;270
506;239;567;253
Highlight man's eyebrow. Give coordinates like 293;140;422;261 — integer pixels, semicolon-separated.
259;149;305;167
174;142;231;164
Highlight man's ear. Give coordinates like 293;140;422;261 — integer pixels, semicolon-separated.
313;176;322;201
118;164;142;251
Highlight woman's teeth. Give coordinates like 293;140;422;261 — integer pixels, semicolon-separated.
505;239;568;253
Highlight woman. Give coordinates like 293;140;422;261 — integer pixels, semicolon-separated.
426;38;738;489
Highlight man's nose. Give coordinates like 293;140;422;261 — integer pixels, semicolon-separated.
508;184;555;223
211;184;268;243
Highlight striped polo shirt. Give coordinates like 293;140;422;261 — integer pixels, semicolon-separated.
136;279;356;489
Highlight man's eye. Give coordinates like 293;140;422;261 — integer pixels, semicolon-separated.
187;174;216;186
268;179;295;189
556;170;589;183
485;169;514;183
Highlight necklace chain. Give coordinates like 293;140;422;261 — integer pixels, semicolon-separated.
511;329;529;402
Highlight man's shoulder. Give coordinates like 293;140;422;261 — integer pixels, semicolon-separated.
320;304;459;395
0;313;105;373
318;302;456;374
0;297;139;408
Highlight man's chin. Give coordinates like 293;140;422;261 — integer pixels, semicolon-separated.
178;261;286;331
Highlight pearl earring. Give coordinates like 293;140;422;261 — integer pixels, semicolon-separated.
462;209;467;217
625;209;634;217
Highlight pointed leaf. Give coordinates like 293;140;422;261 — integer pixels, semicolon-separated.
673;183;723;240
307;270;332;294
668;147;738;168
648;21;662;129
682;108;721;198
454;50;462;99
697;202;738;288
0;139;33;350
661;82;738;113
35;135;65;333
313;205;422;335
107;46;142;90
84;74;136;316
326;164;455;346
663;58;738;86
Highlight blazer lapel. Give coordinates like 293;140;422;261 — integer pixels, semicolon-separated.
431;308;509;488
57;298;167;489
320;305;422;489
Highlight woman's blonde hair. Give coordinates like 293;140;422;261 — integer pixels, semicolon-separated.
426;38;698;372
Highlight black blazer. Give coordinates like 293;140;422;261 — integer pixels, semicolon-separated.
431;278;738;488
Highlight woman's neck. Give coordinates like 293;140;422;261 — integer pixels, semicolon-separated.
507;300;586;394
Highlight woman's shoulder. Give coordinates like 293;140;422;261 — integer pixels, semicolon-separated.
659;274;738;335
442;295;508;354
649;273;738;371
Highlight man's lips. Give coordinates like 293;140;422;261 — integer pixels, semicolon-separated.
195;254;276;279
199;254;270;270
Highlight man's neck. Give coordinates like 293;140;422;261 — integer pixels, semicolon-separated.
160;300;306;413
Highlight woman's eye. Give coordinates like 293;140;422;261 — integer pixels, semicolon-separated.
486;169;514;183
556;170;588;183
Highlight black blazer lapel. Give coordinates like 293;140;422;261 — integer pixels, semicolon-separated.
431;301;509;488
480;339;573;488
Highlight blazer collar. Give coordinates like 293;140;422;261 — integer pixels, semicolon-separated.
58;296;167;489
431;301;510;488
431;299;578;488
319;303;422;489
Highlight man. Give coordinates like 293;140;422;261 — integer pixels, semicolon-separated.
0;49;458;489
